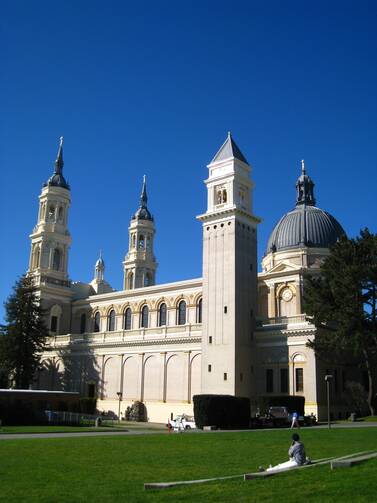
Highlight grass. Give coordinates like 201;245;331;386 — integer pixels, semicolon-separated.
1;428;377;502
0;421;166;434
0;425;116;434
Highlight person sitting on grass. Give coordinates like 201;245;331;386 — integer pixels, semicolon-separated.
259;433;309;472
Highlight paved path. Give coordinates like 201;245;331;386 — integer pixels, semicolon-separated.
1;422;376;441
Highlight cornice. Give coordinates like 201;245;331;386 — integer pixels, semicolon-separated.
47;336;202;351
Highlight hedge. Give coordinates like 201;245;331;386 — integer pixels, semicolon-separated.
193;394;250;429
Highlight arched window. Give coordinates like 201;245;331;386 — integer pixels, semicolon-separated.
127;272;134;290
50;305;62;334
138;235;145;249
196;298;202;323
131;234;136;248
58;206;64;222
177;300;186;325
80;313;86;334
108;310;115;331
158;303;167;326
53;248;61;271
124;308;132;330
140;305;149;328
146;236;151;250
93;312;100;332
48;205;55;221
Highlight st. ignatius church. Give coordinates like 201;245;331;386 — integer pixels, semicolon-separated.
30;134;357;422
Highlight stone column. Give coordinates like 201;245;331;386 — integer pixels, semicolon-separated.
268;284;276;318
139;353;145;402
161;352;167;402
186;351;192;403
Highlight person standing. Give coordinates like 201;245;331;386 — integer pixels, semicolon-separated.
291;411;300;429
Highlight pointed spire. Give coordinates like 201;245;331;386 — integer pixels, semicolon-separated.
95;250;105;282
133;176;153;221
140;174;148;208
210;132;249;164
43;137;70;190
296;160;316;206
54;136;64;174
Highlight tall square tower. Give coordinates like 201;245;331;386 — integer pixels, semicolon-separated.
197;133;260;397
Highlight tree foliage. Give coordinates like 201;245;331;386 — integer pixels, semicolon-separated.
304;228;377;415
0;275;49;389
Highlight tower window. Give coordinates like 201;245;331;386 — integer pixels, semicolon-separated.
280;368;289;393
146;236;151;250
295;368;304;392
144;272;152;287
224;373;227;381
53;248;61;271
140;305;149;328
131;234;136;248
87;383;96;398
124;308;132;330
266;369;274;393
80;313;86;334
177;300;186;325
48;205;55;220
107;310;115;332
58;206;64;222
138;235;145;249
50;316;58;333
196;298;202;323
158;303;167;326
93;312;100;332
127;272;134;290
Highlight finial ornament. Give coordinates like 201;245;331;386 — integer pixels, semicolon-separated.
296;161;315;206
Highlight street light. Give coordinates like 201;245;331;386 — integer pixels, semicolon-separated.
116;391;123;422
324;375;333;429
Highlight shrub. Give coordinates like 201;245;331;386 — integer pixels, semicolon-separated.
193;394;250;429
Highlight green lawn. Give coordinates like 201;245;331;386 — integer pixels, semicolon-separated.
0;425;117;434
1;428;377;502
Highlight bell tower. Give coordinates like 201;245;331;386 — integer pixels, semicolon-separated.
123;176;158;289
197;133;261;398
28;137;73;334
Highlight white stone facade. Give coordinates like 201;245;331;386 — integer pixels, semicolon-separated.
30;135;359;422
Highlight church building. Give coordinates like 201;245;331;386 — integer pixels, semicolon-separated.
30;134;357;422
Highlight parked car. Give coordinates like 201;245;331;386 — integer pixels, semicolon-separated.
168;414;196;430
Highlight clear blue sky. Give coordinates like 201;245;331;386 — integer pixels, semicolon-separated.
1;0;376;322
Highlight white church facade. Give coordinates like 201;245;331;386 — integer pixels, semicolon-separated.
29;134;357;422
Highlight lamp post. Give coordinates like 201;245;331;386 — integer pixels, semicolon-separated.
116;391;123;422
325;375;333;429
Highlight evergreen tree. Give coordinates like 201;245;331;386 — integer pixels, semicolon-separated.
0;275;49;388
304;229;377;416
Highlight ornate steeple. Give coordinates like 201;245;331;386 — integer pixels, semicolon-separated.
132;175;153;221
296;160;316;206
123;176;157;290
44;137;70;190
95;250;105;282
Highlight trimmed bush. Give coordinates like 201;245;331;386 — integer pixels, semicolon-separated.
193;394;250;429
255;395;305;416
